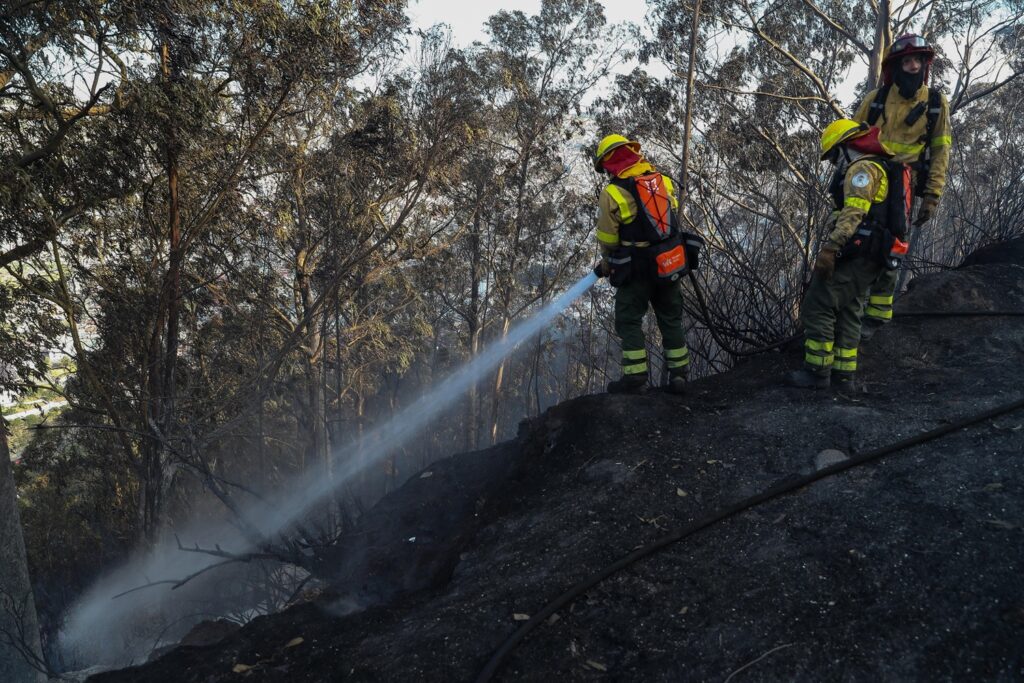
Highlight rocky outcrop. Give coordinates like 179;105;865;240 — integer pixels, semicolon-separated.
93;251;1024;682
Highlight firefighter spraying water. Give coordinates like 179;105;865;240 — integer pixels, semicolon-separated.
592;134;702;395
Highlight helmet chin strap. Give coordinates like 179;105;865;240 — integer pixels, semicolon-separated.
844;146;866;164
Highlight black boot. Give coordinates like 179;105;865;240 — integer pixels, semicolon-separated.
832;371;856;391
860;320;883;342
785;368;830;389
663;374;688;395
608;374;647;394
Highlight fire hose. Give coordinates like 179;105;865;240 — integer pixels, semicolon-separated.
682;270;1024;359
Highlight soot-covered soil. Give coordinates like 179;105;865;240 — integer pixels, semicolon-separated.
93;250;1024;682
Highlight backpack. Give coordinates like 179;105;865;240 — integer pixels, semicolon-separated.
608;173;689;284
831;158;913;269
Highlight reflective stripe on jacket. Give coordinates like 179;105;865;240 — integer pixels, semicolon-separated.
853;85;952;198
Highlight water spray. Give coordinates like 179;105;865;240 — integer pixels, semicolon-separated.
61;271;600;668
258;271;601;536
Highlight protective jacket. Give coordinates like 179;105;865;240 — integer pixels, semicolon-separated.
853;84;952;198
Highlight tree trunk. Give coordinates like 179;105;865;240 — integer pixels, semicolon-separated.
679;0;702;204
138;31;183;543
0;418;45;683
488;315;512;445
465;212;482;451
867;0;892;92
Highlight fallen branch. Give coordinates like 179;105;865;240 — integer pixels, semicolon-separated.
111;538;286;599
724;643;796;683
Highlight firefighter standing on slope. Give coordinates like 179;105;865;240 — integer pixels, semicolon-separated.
593;134;692;395
787;120;913;389
853;33;952;339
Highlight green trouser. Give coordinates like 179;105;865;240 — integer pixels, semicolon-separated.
863;266;897;327
801;256;884;377
614;276;690;378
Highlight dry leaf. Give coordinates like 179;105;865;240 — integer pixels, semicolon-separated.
678;606;689;615
547;613;561;625
232;663;253;673
983;483;1004;492
676;488;688;497
706;459;720;464
513;612;530;621
586;660;608;672
285;637;304;648
420;471;434;479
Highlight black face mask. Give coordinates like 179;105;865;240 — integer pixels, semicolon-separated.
894;68;924;99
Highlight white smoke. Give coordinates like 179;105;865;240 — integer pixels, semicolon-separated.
60;273;599;668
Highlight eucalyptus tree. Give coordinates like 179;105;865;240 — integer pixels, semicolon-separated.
4;0;410;543
458;0;629;443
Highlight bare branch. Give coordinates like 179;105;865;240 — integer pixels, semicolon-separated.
699;81;835;104
799;0;871;55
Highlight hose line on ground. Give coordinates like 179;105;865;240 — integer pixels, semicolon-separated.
475;394;1024;682
684;269;1024;359
895;310;1024;317
684;268;1019;362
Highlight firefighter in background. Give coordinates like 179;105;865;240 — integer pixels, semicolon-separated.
853;33;952;339
788;120;912;389
593;134;692;394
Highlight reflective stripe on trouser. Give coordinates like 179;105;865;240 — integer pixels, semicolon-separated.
614;275;689;375
801;255;884;371
621;348;647;376
834;347;857;373
864;267;897;324
664;346;690;376
804;338;834;370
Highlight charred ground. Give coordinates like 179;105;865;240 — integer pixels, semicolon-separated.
93;244;1024;682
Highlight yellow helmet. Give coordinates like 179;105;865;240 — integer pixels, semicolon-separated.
820;119;869;160
594;134;640;171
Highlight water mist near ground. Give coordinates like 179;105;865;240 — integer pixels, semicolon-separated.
59;272;599;670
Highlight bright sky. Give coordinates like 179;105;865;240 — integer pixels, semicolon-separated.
407;0;646;46
405;0;859;106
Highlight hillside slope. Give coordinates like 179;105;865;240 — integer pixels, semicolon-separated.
93;244;1024;682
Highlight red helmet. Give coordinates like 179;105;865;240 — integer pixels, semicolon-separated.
882;34;935;84
883;34;935;67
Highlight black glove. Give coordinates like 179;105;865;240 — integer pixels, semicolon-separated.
593;261;610;278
